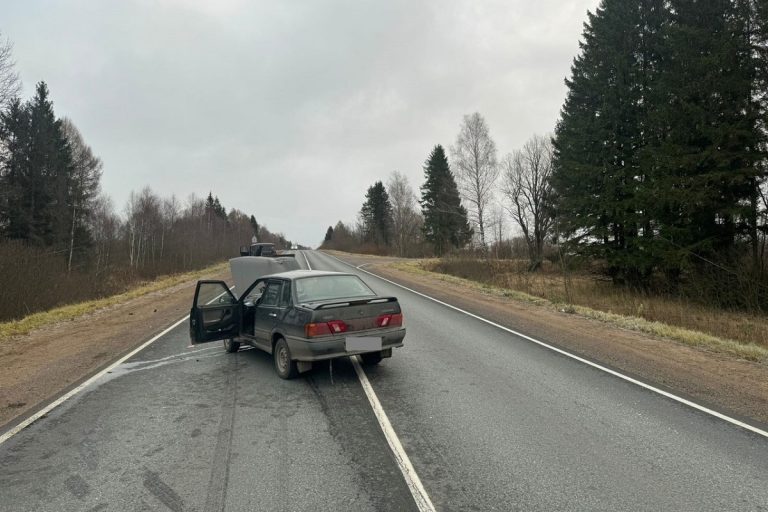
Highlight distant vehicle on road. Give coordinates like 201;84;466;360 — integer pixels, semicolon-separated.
240;242;278;257
189;264;406;379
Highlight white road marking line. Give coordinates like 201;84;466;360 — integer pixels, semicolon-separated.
301;250;312;270
308;250;436;510
322;251;768;440
351;356;436;512
0;284;236;446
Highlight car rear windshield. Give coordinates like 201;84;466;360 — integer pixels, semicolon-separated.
295;275;375;303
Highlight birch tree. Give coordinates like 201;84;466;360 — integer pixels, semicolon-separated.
0;33;20;110
386;171;422;256
61;118;103;271
451;113;499;253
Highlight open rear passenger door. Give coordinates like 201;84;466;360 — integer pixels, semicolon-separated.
190;281;240;344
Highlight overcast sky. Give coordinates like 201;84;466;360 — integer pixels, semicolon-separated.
4;0;599;247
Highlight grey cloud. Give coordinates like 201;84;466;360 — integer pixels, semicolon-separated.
4;0;599;246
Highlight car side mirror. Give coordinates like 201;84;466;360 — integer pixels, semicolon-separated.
239;245;249;256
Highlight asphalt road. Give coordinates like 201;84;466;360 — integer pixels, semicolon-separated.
1;250;767;511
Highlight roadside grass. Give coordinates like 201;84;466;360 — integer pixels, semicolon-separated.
389;259;768;363
0;261;228;341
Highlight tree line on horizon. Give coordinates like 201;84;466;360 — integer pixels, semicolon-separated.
322;0;768;310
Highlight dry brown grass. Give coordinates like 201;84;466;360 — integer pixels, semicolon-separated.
391;258;768;363
0;261;228;341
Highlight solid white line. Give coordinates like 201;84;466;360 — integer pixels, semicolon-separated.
0;284;236;446
312;250;435;509
321;251;768;440
301;250;312;270
351;356;436;512
0;315;190;446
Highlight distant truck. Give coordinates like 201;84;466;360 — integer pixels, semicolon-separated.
240;243;277;257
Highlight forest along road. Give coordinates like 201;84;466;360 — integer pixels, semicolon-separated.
1;250;767;511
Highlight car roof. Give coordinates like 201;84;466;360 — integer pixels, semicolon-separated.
261;269;353;280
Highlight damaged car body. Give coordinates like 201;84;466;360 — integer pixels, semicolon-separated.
189;257;406;379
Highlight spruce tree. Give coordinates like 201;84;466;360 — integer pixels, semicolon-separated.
650;0;765;278
420;145;472;256
324;226;334;242
0;82;74;245
360;181;393;247
0;97;31;239
552;0;667;285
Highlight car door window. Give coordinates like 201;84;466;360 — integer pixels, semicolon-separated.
195;282;235;307
261;281;281;307
279;281;292;307
244;281;266;303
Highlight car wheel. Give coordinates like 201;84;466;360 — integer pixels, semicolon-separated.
360;351;383;365
273;338;298;379
223;338;240;353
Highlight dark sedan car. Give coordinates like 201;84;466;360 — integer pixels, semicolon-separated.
190;269;406;378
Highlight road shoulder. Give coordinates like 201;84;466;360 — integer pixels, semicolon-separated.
0;266;230;430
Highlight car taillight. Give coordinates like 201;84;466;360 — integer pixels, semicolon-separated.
376;313;403;327
305;320;348;337
305;323;328;337
327;320;348;334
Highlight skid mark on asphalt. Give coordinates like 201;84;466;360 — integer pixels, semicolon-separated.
143;469;185;512
306;359;419;512
90;349;229;388
203;353;239;512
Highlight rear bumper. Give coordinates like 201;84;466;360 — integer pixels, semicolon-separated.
286;328;406;362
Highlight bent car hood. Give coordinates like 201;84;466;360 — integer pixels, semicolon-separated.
229;256;301;298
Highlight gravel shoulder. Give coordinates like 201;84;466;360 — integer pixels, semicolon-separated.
326;251;768;428
0;267;230;430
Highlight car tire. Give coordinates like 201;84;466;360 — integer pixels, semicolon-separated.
360;351;383;365
223;338;240;353
273;337;298;379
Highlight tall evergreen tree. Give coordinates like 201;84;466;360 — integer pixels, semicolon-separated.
29;82;74;245
420;145;472;256
649;0;765;278
0;82;74;245
249;215;259;238
0;97;30;238
360;181;393;247
552;0;667;284
324;225;334;242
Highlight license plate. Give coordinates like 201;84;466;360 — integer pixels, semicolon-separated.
345;336;382;351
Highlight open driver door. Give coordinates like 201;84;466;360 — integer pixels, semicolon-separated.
190;280;240;344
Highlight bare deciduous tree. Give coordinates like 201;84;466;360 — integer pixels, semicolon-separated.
89;194;120;276
487;202;506;258
501;134;554;270
451;112;499;254
386;171;422;257
0;33;21;110
61;118;103;271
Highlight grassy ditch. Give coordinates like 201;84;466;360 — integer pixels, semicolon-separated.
0;261;228;341
390;259;768;363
